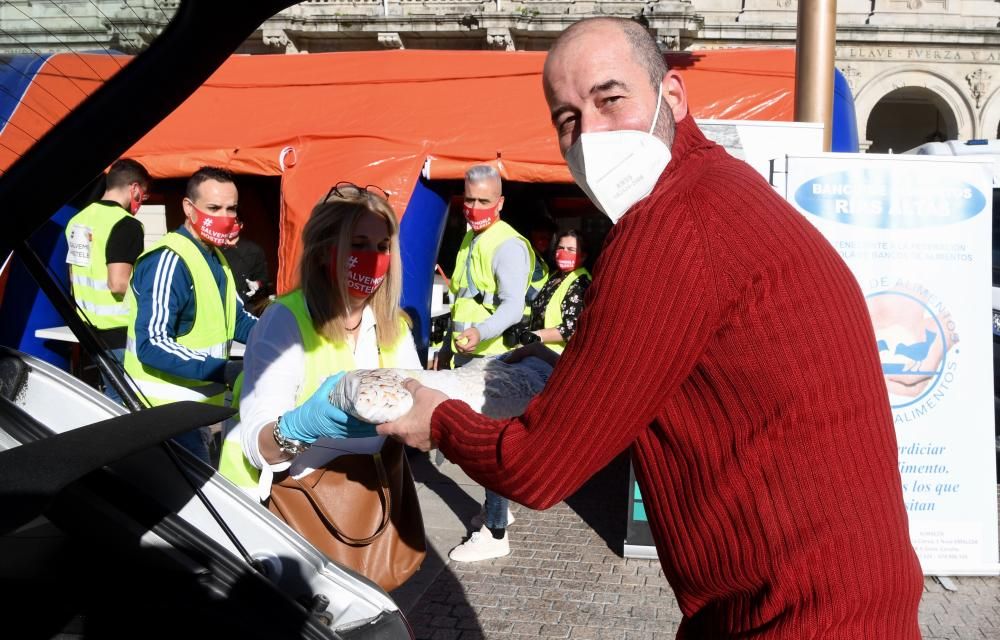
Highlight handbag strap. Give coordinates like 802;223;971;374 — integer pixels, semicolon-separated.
290;451;392;545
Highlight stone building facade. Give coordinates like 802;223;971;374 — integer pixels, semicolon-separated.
2;0;999;152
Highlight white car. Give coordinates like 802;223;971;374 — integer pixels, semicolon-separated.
0;347;412;638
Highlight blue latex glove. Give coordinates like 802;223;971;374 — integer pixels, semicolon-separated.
279;372;377;443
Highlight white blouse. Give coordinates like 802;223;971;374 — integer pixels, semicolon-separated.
235;301;421;500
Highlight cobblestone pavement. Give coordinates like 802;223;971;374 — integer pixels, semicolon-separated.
390;452;1000;640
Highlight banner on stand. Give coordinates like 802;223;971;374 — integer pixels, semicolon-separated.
785;153;999;575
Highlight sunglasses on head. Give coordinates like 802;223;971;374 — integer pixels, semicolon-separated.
325;181;391;203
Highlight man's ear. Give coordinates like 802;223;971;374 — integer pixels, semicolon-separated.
496;195;505;213
663;69;689;122
181;197;195;221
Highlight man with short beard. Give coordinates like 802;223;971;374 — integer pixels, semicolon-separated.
64;158;150;404
125;166;257;464
381;18;923;638
441;163;537;562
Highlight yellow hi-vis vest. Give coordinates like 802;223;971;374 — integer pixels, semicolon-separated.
449;220;536;357
218;289;410;490
123;232;237;407
542;267;590;354
64;202;141;330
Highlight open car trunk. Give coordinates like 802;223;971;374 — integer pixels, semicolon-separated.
0;3;413;637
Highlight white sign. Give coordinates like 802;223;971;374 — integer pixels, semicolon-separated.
698;119;824;193
786;153;999;575
66;223;92;267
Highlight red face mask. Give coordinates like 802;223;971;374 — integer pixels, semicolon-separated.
555;249;583;272
331;249;392;299
190;205;240;247
463;201;500;232
129;184;147;215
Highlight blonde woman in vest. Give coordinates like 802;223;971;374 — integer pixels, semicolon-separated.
223;183;420;500
525;230;591;353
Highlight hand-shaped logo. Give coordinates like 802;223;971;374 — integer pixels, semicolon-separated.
867;289;958;409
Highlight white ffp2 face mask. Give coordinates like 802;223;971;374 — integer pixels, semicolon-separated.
564;83;672;224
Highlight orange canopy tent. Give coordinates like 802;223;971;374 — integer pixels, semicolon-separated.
127;48;796;292
0;47;796;293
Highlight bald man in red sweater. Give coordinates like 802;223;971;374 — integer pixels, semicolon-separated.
380;17;923;638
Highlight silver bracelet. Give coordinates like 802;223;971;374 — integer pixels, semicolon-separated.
272;416;309;456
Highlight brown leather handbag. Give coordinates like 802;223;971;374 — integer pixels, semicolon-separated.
267;438;426;592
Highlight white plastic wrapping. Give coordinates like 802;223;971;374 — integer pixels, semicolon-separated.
327;369;413;424
329;356;553;422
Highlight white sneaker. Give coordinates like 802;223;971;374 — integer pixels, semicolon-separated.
469;506;515;530
449;525;510;562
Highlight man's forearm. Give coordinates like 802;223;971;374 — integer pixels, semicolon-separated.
106;262;133;296
135;337;228;382
475;297;526;340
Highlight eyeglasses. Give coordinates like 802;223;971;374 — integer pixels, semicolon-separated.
325;181;391;203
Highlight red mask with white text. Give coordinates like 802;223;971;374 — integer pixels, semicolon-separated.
555;249;583;272
331;249;392;299
463;202;500;232
190;206;240;247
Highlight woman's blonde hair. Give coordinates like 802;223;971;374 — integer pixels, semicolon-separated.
299;187;406;347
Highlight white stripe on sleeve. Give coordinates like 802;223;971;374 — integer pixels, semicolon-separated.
146;251;208;362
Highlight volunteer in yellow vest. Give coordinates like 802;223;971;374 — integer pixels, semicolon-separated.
125;167;257;464
433;164;539;563
219;182;420;501
526;229;592;353
64;158;150;404
435;164;538;371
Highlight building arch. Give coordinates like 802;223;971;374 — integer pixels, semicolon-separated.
853;66;976;151
978;86;1000;140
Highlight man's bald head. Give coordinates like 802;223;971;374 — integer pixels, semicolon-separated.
546;18;667;93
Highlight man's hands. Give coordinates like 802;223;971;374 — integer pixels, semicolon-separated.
454;327;481;353
377;379;448;451
279;372;377;443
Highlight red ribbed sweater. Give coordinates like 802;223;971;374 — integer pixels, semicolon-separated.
431;116;923;638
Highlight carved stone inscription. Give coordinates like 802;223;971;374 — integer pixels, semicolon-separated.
837;47;1000;62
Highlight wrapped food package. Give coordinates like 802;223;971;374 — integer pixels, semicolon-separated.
329;356;553;423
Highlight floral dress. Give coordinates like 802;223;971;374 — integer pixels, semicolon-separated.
528;270;592;340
